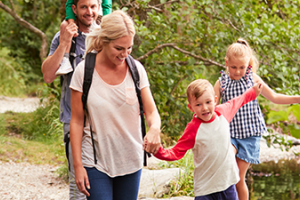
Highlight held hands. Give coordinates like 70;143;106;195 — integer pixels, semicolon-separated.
74;165;90;197
252;82;263;97
143;127;161;155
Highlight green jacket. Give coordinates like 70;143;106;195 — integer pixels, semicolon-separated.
65;0;112;20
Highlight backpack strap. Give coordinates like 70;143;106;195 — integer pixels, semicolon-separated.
69;37;77;69
60;37;77;86
82;52;98;165
126;55;150;166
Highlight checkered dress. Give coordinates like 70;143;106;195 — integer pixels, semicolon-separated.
219;66;267;139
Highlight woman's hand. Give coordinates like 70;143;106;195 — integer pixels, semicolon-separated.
143;127;161;155
74;165;90;197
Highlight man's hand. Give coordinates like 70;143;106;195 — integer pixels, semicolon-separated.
60;22;78;46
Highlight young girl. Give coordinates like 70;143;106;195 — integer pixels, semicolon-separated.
214;38;300;200
55;0;112;76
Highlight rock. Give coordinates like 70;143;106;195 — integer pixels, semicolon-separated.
139;168;184;198
0;96;44;113
259;134;300;163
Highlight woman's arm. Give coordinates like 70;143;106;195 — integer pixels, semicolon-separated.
141;86;161;155
214;79;221;105
253;73;300;104
70;89;90;197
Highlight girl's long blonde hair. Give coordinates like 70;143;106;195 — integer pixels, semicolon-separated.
225;38;259;73
85;10;136;54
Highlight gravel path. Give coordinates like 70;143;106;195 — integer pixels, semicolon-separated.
0;161;68;200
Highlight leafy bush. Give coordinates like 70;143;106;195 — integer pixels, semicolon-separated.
266;104;300;139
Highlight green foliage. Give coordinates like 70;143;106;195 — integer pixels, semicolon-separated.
266;104;300;139
159;150;194;197
0;114;6;135
1;0;299;141
116;0;300;138
0;48;26;96
0;0;61;82
4;97;62;143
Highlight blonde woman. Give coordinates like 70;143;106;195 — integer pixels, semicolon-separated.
69;10;161;199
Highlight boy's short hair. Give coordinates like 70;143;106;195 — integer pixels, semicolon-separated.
187;79;215;103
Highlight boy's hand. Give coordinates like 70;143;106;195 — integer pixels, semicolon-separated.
253;82;263;97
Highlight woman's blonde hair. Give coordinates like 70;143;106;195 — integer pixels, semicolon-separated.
225;38;259;73
187;79;215;103
85;10;136;54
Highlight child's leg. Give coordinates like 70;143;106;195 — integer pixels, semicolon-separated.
235;158;250;200
56;20;73;76
60;20;71;54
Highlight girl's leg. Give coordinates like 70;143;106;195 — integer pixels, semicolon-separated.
113;169;142;200
85;167;113;200
235;158;250;200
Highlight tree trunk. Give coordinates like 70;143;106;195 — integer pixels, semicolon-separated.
0;1;48;61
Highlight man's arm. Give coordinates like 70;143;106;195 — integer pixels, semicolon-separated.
154;120;198;161
41;22;78;83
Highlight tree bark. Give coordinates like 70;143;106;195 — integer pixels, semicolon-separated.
0;1;48;61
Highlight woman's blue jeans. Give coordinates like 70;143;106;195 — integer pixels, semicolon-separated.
85;167;142;200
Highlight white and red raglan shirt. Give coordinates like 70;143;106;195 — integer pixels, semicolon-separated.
154;88;257;196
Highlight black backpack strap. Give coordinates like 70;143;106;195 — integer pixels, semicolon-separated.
82;52;98;165
60;37;77;86
69;37;77;70
126;55;150;166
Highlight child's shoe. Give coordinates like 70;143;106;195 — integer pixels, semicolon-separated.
55;56;73;76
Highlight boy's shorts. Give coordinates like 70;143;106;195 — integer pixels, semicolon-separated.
231;136;261;164
195;185;238;200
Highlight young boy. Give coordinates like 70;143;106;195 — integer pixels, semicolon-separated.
153;79;262;200
55;0;112;76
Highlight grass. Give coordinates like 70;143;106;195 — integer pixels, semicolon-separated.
158;150;195;197
0;133;65;165
0;97;68;181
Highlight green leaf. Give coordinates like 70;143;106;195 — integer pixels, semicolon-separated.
290;104;300;121
290;125;300;139
266;110;289;124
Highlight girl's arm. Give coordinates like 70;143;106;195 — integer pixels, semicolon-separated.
65;0;76;21
70;89;90;197
141;86;161;155
214;80;221;105
253;73;300;104
102;0;112;16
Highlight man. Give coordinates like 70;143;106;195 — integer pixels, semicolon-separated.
42;0;100;199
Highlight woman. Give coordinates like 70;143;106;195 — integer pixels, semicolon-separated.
69;10;161;200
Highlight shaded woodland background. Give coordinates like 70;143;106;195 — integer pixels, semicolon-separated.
0;0;299;141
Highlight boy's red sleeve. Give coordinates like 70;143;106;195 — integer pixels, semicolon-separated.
216;87;257;122
154;119;199;161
